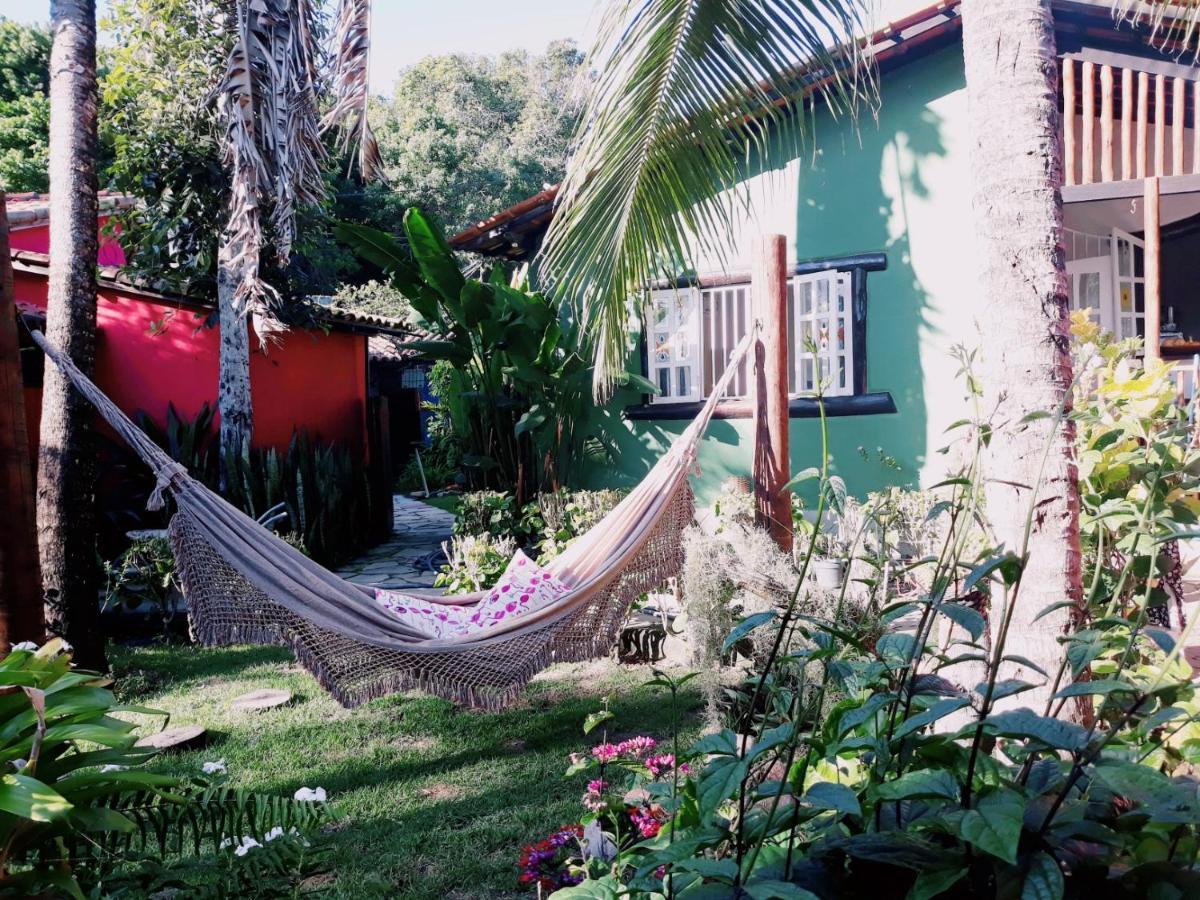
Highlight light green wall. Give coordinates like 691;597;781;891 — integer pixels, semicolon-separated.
586;47;983;508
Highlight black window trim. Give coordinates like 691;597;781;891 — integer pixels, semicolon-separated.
628;251;895;420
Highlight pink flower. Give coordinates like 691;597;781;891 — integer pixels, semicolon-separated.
582;778;608;812
586;778;607;794
645;754;677;778
591;743;619;763
615;736;657;759
629;804;664;838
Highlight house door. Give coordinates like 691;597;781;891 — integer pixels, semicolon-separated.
1066;255;1114;333
1111;227;1146;341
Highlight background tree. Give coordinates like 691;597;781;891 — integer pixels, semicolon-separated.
0;18;51;192
365;41;583;234
38;0;102;666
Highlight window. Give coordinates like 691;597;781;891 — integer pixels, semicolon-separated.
646;268;856;403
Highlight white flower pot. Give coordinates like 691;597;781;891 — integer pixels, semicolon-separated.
813;558;846;590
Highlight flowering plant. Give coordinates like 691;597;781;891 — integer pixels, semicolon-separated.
518;824;584;893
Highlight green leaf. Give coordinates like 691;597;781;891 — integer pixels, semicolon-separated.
548;876;622;899
1052;679;1138;699
907;868;967;900
402;340;472;364
964;553;1024;591
1021;851;1064;900
698;755;748;816
874;769;960;803
783;468;821;490
0;774;72;822
801;781;861;817
937;602;986;641
583;710;614;735
403;207;464;302
742;881;819;900
956;789;1024;864
983;709;1088;751
722;611;777;654
894;697;971;740
1033;600;1078;623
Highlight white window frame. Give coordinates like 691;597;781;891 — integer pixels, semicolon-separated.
647;268;856;404
1110;227;1145;343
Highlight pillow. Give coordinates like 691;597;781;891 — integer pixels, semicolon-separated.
373;550;568;639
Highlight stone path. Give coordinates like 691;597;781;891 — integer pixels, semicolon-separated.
337;495;455;589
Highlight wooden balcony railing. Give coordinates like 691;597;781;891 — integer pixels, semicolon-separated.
1063;57;1199;186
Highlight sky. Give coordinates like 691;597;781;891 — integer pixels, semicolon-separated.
0;0;925;95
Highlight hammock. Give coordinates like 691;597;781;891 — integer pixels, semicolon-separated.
33;328;755;710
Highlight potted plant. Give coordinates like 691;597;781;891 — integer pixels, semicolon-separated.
811;531;848;590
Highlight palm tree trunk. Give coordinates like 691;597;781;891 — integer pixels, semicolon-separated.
217;233;252;488
38;0;104;667
0;192;45;649
961;0;1081;713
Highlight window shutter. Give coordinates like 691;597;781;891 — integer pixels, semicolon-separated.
647;288;702;403
787;270;854;398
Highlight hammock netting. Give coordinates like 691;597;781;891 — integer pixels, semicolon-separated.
33;328;752;710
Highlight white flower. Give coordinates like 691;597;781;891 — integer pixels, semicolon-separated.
220;835;261;856
11;642;37;652
99;764;127;774
11;759;27;771
201;759;227;775
59;641;72;653
234;837;261;857
293;786;327;802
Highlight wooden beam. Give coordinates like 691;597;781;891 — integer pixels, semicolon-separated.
1064;59;1077;186
1122;67;1134;179
1146;176;1162;364
752;234;793;553
1155;74;1167;176
1138;71;1149;178
1082;61;1095;184
1100;64;1114;182
1173;77;1186;176
0;191;44;648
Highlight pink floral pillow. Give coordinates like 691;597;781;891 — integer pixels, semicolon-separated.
373;550;567;639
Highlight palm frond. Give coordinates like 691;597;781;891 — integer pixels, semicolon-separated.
538;0;877;396
321;0;384;180
1112;1;1200;63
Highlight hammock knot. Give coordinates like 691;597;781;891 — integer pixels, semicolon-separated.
147;461;188;511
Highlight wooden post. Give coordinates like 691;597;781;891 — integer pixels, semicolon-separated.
1173;77;1186;176
1138;71;1149;178
752;234;793;553
1193;80;1200;175
1146;176;1162;364
1063;59;1077;186
1122;67;1134;180
1082;61;1095;183
0;192;44;649
1155;74;1167;176
1100;64;1114;183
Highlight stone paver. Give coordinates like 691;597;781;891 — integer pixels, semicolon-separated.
337;494;455;589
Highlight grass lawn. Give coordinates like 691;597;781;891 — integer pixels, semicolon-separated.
415;493;461;516
109;644;703;899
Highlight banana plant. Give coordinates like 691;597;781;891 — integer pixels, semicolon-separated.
336;208;655;499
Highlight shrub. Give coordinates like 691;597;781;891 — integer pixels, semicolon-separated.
0;641;331;897
102;535;182;640
434;532;519;594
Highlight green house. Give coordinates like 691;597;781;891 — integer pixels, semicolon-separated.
450;0;1200;506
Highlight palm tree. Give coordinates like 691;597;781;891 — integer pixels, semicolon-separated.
214;0;380;475
0;192;44;650
958;0;1079;713
37;0;103;666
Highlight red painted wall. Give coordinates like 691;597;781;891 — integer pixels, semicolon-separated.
11;215;127;266
16;271;368;459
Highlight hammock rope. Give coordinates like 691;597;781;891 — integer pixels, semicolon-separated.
32;327;756;709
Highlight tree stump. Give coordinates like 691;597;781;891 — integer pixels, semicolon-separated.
229;689;293;712
136;724;207;751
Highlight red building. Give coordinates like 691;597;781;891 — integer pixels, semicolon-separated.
8;192;408;462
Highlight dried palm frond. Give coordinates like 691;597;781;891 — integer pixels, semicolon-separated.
321;0;383;180
537;0;877;397
1112;1;1200;63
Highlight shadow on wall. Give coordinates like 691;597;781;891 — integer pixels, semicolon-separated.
589;47;962;507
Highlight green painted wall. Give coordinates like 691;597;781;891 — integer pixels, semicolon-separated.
585;47;983;508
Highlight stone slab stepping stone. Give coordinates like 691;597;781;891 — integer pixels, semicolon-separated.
230;689;293;712
136;724;207;751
